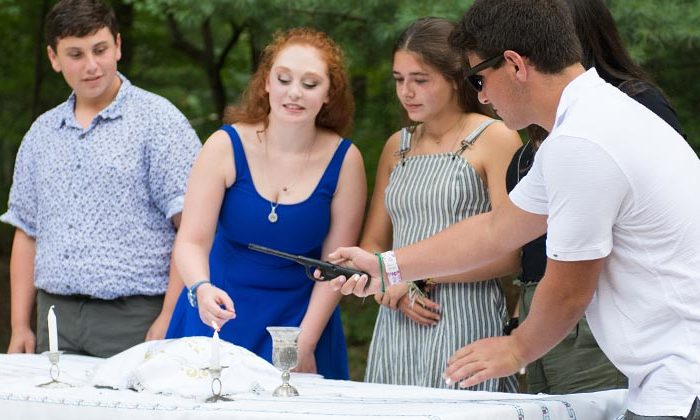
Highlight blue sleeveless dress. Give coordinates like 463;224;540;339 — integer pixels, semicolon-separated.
166;125;350;380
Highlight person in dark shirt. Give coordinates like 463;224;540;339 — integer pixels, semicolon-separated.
506;0;686;394
565;0;684;137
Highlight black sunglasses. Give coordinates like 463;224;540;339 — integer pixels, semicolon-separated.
465;53;504;92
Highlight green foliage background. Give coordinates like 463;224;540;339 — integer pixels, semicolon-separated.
1;0;698;379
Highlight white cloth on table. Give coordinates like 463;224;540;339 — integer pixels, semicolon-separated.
90;337;281;398
0;352;627;419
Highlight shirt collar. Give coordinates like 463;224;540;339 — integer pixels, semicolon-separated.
552;67;605;131
57;72;131;129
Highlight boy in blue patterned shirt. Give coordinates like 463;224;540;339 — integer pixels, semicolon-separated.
0;0;201;357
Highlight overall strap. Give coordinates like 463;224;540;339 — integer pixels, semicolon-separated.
396;127;413;166
455;119;497;156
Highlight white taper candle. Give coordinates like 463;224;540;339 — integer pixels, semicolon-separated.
211;329;221;370
48;305;58;353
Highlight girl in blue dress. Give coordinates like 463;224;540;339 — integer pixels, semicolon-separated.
165;28;366;380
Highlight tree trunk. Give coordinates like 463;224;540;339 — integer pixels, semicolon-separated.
113;0;134;75
166;15;247;118
249;30;262;72
207;65;227;118
31;0;51;119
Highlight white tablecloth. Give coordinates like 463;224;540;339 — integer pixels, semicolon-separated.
0;353;627;419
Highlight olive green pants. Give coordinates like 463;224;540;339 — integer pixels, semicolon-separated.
36;290;164;358
520;282;627;394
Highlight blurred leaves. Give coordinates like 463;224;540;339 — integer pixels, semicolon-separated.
611;0;700;61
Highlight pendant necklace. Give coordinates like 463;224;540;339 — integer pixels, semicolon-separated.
268;202;279;223
259;129;315;224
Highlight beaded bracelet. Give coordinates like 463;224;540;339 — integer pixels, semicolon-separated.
374;252;386;294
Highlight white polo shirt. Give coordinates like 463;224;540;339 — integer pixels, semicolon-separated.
510;69;700;416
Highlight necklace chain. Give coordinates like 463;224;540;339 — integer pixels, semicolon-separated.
417;116;467;151
258;129;315;223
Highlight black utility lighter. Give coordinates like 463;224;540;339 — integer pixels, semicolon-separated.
248;243;368;281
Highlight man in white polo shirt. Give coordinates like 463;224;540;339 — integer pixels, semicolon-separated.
328;0;700;418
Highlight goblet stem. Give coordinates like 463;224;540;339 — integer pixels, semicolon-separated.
273;369;299;397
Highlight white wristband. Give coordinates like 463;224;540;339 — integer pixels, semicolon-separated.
381;251;402;285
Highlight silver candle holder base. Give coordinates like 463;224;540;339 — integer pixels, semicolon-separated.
37;351;73;388
205;366;233;403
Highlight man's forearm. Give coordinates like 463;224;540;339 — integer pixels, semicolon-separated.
160;257;184;315
162;214;184;316
511;258;602;365
394;202;545;284
394;212;494;281
10;229;37;330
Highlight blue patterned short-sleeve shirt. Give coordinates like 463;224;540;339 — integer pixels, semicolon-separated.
0;74;201;299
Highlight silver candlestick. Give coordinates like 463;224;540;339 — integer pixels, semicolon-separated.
37;351;73;388
205;366;233;403
267;326;301;397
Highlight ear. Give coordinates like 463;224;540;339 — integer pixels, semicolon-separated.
504;50;528;82
115;33;122;62
47;45;61;73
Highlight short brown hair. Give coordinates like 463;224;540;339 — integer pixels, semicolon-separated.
224;28;355;137
451;0;582;74
45;0;119;50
